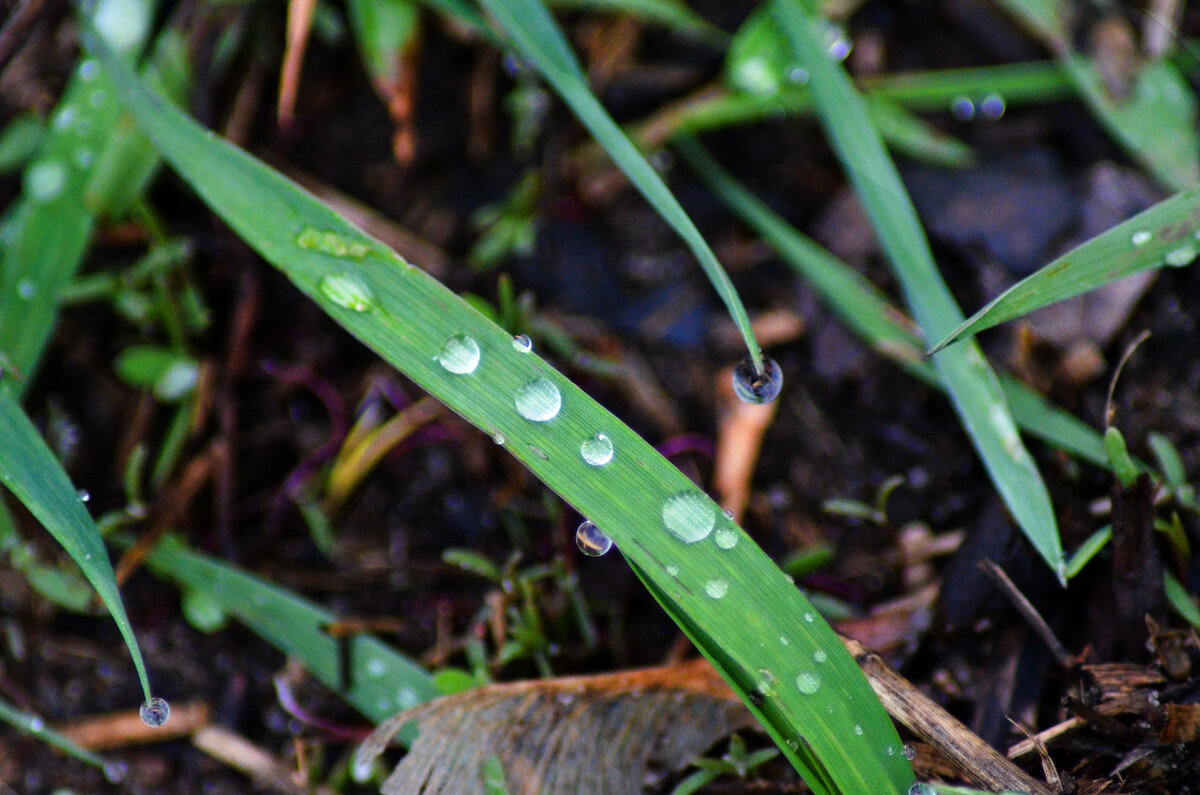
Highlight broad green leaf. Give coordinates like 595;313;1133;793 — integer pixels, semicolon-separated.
478;0;766;374
927;180;1200;354
86;25;912;794
770;0;1063;580
0;387;153;702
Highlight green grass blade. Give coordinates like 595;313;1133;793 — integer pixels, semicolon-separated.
86;26;913;794
550;0;728;46
770;0;1063;581
678;136;1108;469
144;534;437;723
0;387;154;702
928;180;1200;355
0;695;127;781
478;0;765;373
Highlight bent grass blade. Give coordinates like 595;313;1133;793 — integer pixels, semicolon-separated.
85;26;913;794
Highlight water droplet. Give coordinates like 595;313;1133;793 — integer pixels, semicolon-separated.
734;58;778;94
979;92;1006;119
1164;243;1196;267
139;697;170;727
435;334;481;374
907;785;937;795
53;108;77;131
812;649;828;663
722;508;735;520
77;489;90;502
795;671;821;694
492;432;506;445
903;744;916;760
296;228;369;259
80;60;100;81
580;433;614;466
16;280;35;301
28;716;44;732
803;611;814;622
514;378;561;422
854;724;864;736
787;66;809;85
512;334;532;353
824;25;852;60
705;579;728;599
25;160;67;203
351;754;374;783
366;658;386;677
950;96;976;121
528;444;548;460
103;761;128;783
713;527;738;549
1131;229;1153;246
75;118;94;137
661;492;716;543
786;738;800;751
318;273;374;312
397;686;419;708
779;635;790;645
732;355;783;404
665;564;679;577
886;745;896;757
88;90;107;109
575;520;613;557
73;148;94;169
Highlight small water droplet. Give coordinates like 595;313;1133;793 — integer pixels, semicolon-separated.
103;761;128;783
351;754;374;783
77;489;90;502
53;107;77;131
662;492;716;543
16;280;35;301
779;635;790;645
296;227;369;259
787;66;809;85
713;527;738;549
366;658;386;677
824;25;852;60
580;433;614;466
528;444;548;460
492;432;506;445
28;716;44;732
705;579;729;599
979;92;1006;119
812;649;828;663
734;58;777;94
575;520;613;557
512;334;532;353
514;377;561;422
73;148;94;169
950;96;976;121
795;671;821;694
854;724;864;736
25;160;67;203
665;564;679;577
903;744;916;760
80;60;100;81
722;508;735;520
732;355;783;404
397;686;419;708
1131;229;1153;246
886;745;895;757
318;273;374;312
139;697;170;727
435;334;481;374
786;738;800;751
1164;243;1196;267
803;611;814;622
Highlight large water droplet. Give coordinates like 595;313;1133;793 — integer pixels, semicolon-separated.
580;433;614;466
794;671;821;694
514;377;561;422
25;160;67;203
661;492;716;543
732;355;783;404
53;107;77;131
512;334;532;353
1131;229;1153;246
950;96;976;121
296;228;369;259
28;716;44;732
907;785;936;795
705;579;728;599
576;520;613;557
318;273;374;312
979;92;1006;119
139;697;170;727
903;744;916;760
713;527;738;549
1164;243;1196;267
435;335;481;374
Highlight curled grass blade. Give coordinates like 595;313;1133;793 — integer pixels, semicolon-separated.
677;136;1109;470
478;0;764;373
770;0;1063;581
0;388;154;702
86;26;913;794
928;180;1200;354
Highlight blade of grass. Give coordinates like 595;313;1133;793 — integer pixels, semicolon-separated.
770;0;1064;581
927;180;1200;354
85;24;913;793
478;0;765;374
676;136;1109;469
0;387;154;704
144;534;437;724
551;0;728;46
0;695;127;782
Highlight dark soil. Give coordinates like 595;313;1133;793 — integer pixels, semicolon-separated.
2;1;1200;793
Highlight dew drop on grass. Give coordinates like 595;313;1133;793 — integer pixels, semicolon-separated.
787;66;809;85
704;579;728;599
1131;229;1153;246
1164;243;1197;267
80;60;100;81
73;148;94;169
853;724;864;736
661;492;716;543
979;92;1006;119
803;611;814;622
492;432;506;446
103;761;129;783
435;334;481;374
77;489;90;502
296;227;369;259
575;520;612;557
28;716;44;732
950;96;976;121
722;508;734;520
732;355;783;404
366;658;386;678
580;433;614;466
318;273;374;312
514;378;561;422
795;671;821;694
812;649;828;663
713;527;738;549
907;785;936;795
25;160;66;203
53;108;76;131
886;745;896;757
665;565;679;577
16;280;35;301
397;686;419;708
140;697;170;727
904;744;916;760
512;334;532;353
